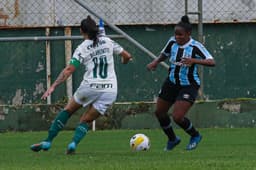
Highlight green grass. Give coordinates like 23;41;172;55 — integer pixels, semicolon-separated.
0;128;256;170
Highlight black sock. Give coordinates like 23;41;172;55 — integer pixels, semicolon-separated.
158;115;176;141
176;117;199;137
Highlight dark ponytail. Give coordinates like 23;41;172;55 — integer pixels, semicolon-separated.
80;15;99;47
176;15;192;32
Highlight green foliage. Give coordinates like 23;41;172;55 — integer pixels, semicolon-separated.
99;102;155;129
0;128;256;170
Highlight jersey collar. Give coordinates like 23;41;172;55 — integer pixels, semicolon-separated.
179;38;192;48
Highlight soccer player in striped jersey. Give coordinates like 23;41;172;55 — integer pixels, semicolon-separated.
147;15;215;151
30;15;132;154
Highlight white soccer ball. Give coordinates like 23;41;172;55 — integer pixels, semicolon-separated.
129;133;150;151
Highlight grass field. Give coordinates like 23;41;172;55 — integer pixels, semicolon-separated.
0;128;256;170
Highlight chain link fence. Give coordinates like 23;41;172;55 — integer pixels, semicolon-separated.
203;0;256;23
0;0;256;28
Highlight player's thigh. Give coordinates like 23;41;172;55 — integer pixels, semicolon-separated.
80;105;101;123
172;86;198;121
156;79;178;115
64;97;82;114
173;100;192;113
172;100;192;122
80;92;117;123
155;97;172;116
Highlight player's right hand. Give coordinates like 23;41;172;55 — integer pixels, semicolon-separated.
147;61;158;71
41;86;55;100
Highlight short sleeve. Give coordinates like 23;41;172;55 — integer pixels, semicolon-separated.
69;46;84;68
72;46;84;62
161;37;175;57
112;39;124;55
193;42;213;59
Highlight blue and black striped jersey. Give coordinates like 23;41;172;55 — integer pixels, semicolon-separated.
161;37;213;86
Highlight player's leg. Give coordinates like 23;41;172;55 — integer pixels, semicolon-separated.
30;97;82;152
172;86;202;150
155;97;181;151
66;91;117;154
46;98;82;142
66;105;101;154
155;79;181;151
172;100;200;137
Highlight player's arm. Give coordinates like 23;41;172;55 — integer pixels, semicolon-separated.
193;58;215;66
147;53;168;70
41;64;76;100
41;47;82;100
147;39;173;70
181;44;216;67
181;58;215;67
51;65;76;88
120;50;132;64
111;39;132;64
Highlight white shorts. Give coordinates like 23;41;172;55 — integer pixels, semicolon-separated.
73;85;117;115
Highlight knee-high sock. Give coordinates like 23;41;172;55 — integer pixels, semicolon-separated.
72;123;89;145
176;117;199;137
45;110;70;142
158;115;176;141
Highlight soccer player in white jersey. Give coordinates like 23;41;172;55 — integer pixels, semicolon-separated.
30;15;132;154
147;15;215;151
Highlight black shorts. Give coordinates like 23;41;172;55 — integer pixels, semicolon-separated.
158;78;199;104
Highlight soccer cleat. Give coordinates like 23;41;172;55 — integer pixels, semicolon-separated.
66;141;76;155
30;141;51;152
186;135;202;150
164;136;181;151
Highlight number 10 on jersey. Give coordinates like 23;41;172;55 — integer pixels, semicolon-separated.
92;56;108;79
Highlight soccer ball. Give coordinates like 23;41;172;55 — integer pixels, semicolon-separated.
129;133;150;151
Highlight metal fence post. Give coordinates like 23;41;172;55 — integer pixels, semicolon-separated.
64;27;73;99
185;0;204;99
45;27;52;104
197;0;204;99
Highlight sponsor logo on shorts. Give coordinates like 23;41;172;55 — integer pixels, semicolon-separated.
90;83;113;89
183;94;190;99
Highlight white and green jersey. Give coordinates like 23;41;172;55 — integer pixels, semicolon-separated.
70;36;123;92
